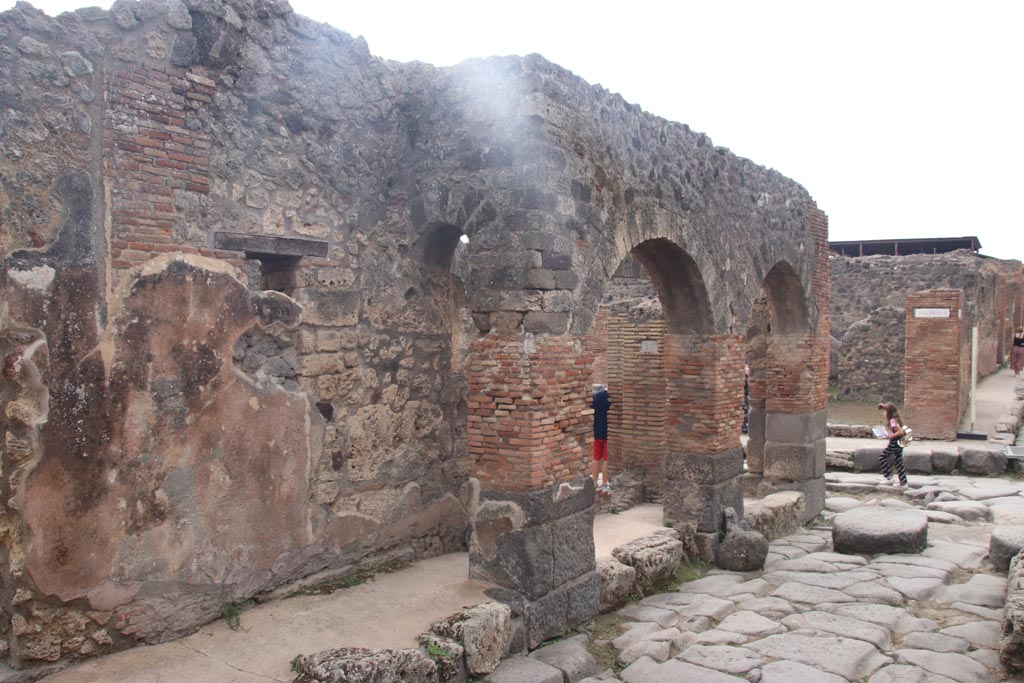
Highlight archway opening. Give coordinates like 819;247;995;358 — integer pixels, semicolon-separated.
585;238;714;504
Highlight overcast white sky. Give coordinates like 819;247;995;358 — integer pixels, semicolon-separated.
7;0;1023;261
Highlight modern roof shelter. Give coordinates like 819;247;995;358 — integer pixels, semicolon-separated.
829;236;982;257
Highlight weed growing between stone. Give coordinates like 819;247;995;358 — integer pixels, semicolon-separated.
288;559;411;598
656;560;714;593
221;600;247;630
584;612;628;672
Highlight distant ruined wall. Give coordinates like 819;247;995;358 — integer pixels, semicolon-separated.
830;252;1021;403
0;0;830;670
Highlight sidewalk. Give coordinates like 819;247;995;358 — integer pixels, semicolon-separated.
41;505;665;683
960;366;1021;437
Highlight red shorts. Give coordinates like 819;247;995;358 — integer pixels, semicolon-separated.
593;439;608;461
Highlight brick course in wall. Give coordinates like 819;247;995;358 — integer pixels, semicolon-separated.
904;289;963;440
468;333;591;492
103;63;243;270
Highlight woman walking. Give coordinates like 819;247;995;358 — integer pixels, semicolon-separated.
1012;327;1024;377
878;402;908;488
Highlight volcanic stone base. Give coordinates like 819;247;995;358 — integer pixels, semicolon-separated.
470;478;599;650
663;448;744;533
757;477;826;524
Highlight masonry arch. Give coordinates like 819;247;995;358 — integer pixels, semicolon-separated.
584;232;743;540
743;259;825;520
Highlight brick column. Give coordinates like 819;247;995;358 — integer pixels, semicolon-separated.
662;333;744;556
606;315;668;497
904;289;964;439
752;207;830;521
467;332;599;649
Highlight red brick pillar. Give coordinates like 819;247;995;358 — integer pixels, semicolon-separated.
606;315;668;497
754;206;830;522
467;331;599;648
904;289;964;440
662;333;745;552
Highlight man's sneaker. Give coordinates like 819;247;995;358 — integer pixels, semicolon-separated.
599;484;611;492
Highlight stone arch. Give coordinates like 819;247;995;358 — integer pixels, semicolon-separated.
589;237;714;502
744;258;826;520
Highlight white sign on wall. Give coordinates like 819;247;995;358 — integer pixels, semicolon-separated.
914;307;951;318
640;340;659;354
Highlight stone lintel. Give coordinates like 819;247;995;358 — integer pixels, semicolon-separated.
214;231;329;258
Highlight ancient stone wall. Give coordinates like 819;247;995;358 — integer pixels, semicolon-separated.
0;0;830;670
831;252;1021;402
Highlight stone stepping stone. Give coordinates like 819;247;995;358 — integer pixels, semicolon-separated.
989;525;1024;570
619;639;670;664
716;611;787;638
677;644;764;674
922;542;987;569
619;656;747;683
781;610;892;648
771;581;854;605
880;498;915;508
530;634;601;682
759;660;847;683
746;633;892;679
900;631;969;653
833;507;928;555
617;605;679;629
937;620;1000;649
893;649;990;683
842;581;905;606
488;655;563;683
925;501;990;521
868;663;959;682
826;496;863;512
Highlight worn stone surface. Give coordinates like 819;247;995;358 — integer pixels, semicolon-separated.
431;602;512;676
611;531;683;597
1001;551;1024;672
596;557;636;613
529;634;599;683
487;655;563;683
832;507;928;555
291;647;438;683
714;508;768;571
989;526;1024;571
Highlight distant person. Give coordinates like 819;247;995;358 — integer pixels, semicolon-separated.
1013;327;1024;377
877;402;908;488
591;384;611;491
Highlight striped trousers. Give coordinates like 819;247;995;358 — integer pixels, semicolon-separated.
880;439;907;485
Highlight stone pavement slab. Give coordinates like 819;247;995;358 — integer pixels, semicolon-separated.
619;656;744;683
745;633;892;679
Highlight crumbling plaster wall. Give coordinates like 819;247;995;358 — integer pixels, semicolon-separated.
0;0;829;669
